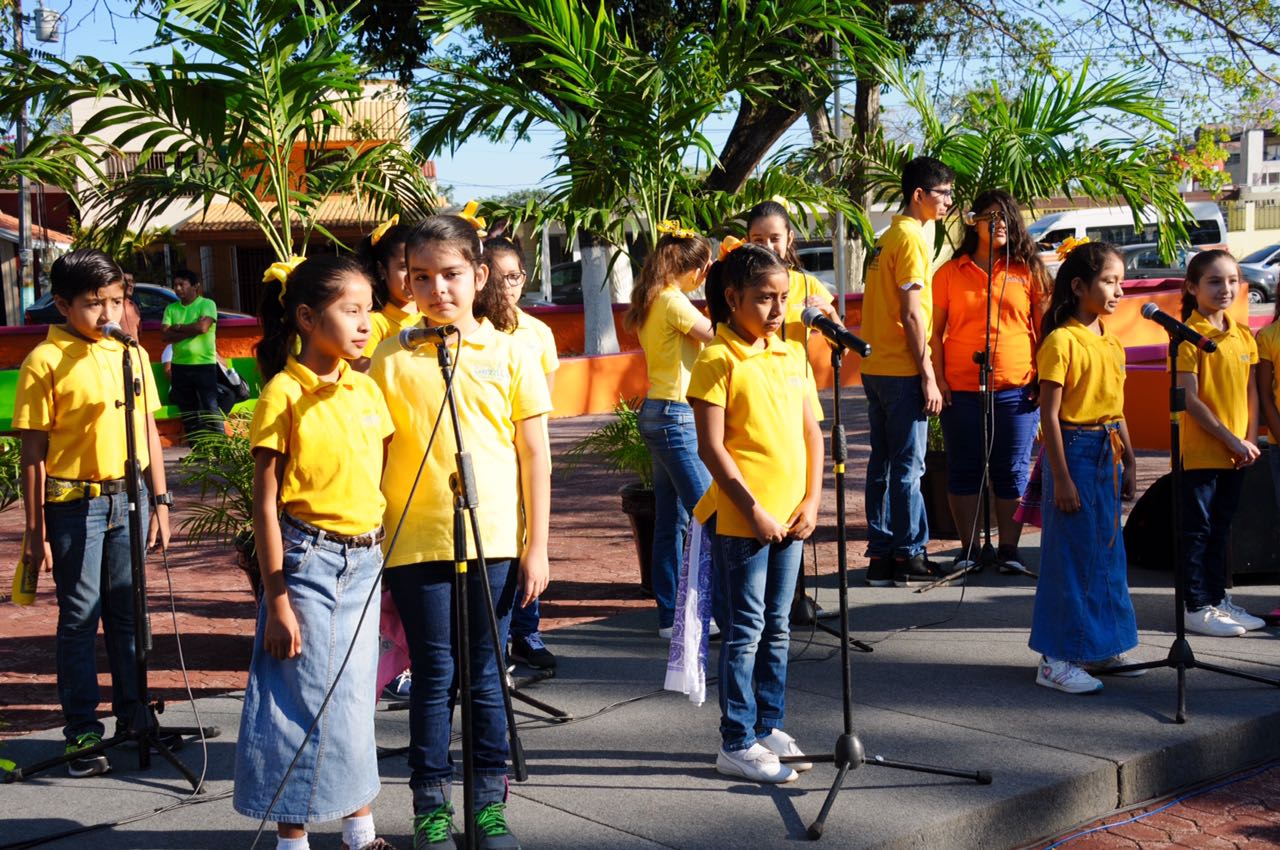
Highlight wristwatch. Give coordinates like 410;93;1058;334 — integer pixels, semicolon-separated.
154;492;175;508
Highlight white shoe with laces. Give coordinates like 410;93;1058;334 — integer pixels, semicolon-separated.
1035;656;1103;694
757;728;812;772
1218;595;1266;631
716;742;798;784
1184;606;1246;637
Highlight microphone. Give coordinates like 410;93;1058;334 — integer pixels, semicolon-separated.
101;322;137;347
399;324;459;351
962;210;1004;227
801;307;871;357
1140;302;1217;353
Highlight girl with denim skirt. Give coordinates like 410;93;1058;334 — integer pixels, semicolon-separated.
623;222;715;636
688;242;824;784
233;256;395;850
370;215;551;849
1174;250;1266;637
1029;242;1141;695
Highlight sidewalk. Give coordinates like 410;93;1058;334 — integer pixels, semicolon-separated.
3;394;1279;849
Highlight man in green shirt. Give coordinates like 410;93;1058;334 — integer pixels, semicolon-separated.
161;268;222;438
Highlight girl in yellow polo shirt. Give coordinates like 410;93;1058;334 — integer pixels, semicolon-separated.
234;256;395;850
353;217;418;371
623;222;714;637
1174;249;1265;637
688;243;824;785
370;215;551;848
1029;242;1140;696
744;198;838;345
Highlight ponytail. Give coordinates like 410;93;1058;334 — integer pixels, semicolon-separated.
357;223;412;310
256;255;371;381
705;242;788;327
625;233;712;331
1041;241;1123;342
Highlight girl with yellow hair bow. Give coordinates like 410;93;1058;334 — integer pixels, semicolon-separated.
353;215;420;372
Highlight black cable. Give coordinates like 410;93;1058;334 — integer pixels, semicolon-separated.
248;337;463;850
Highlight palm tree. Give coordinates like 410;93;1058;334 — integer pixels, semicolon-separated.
0;0;437;261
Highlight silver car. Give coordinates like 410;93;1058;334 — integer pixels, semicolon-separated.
1239;243;1280;304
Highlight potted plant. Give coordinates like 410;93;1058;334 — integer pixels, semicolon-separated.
177;413;261;600
561;400;656;595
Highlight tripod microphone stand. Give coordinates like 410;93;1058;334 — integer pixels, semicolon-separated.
5;341;219;789
1103;333;1280;721
799;342;991;840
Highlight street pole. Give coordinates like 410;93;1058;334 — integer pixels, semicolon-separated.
832;40;846;322
14;0;35;315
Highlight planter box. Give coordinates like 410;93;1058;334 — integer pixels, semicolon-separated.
922;449;994;540
619;481;656;596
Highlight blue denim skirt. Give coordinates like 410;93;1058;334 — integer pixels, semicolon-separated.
1029;425;1138;663
233;519;384;823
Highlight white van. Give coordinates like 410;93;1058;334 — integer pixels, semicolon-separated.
1028;202;1227;265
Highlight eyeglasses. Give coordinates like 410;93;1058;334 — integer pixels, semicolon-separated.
502;271;527;288
927;188;954;199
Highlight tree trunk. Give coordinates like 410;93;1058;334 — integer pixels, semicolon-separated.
845;75;883;293
705;98;808;193
579;232;621;355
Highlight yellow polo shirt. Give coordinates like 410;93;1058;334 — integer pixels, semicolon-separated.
861;215;933;377
783;269;835;346
687;324;821;538
1176;311;1258;470
362;301;421;358
1255;321;1280;419
511;308;560;376
1036;318;1126;425
13;325;161;480
250;357;392;535
639;286;706;402
370;319;553;566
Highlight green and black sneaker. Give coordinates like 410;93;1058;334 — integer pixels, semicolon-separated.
412;802;456;849
65;732;110;778
474;802;520;850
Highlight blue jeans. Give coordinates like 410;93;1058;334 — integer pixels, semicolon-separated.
509;595;540;639
712;529;802;751
940;387;1040;498
1181;468;1245;611
862;374;929;558
386;559;515;812
233;519;384;823
46;486;148;741
638;399;712;629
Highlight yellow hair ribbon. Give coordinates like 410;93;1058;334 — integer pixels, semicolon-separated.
718;235;746;261
1055;235;1091;263
263;255;307;305
370;214;400;246
769;195;793;214
458;200;488;238
656;219;700;240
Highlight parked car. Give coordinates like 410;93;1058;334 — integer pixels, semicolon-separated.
1119;243;1199;281
1239;243;1280;304
795;246;837;293
24;282;252;325
520;260;584;307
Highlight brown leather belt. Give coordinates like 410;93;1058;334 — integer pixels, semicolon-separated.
282;513;385;548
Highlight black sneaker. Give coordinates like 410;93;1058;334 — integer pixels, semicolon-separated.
412;802;455;849
893;554;940;587
509;632;556;670
997;544;1028;575
65;733;110;778
865;556;894;587
474;801;521;850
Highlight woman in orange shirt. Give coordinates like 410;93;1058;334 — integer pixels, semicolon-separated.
931;189;1048;573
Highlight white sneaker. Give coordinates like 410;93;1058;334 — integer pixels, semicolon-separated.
1035;656;1103;694
1082;654;1148;677
757;728;812;772
1184;606;1246;637
1218;595;1266;631
658;626;673;639
715;742;798;784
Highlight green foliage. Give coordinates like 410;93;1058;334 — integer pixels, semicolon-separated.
0;437;21;513
561;401;653;489
177;413;255;554
0;0;438;259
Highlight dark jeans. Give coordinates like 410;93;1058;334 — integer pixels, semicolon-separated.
46;487;149;740
386;559;515;812
939;386;1039;498
862;374;929;558
509;595;539;639
170;362;224;438
1180;467;1245;611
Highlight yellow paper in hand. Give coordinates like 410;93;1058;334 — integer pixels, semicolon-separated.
11;532;38;606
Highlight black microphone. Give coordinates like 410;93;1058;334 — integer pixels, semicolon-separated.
801;307;871;357
398;324;459;351
1140;302;1217;353
101;322;137;347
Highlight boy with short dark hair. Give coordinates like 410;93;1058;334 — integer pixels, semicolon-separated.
15;248;173;777
162;268;222;438
861;156;954;588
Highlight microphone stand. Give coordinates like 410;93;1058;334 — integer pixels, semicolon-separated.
799;343;991;840
1101;334;1280;721
919;214;1036;593
436;340;529;850
5;343;219;788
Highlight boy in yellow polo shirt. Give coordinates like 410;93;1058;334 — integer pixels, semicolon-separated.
860;156;953;587
14;249;172;777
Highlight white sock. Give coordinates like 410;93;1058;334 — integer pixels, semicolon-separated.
343;813;376;850
276;835;309;850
